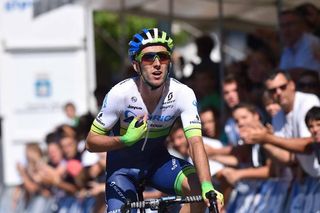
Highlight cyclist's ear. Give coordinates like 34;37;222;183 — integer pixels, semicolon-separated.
132;62;139;72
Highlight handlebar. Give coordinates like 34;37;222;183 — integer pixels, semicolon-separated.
121;192;219;213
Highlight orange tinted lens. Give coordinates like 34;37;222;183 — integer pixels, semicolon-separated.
141;52;170;64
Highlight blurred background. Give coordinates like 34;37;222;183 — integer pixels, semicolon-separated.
0;0;320;212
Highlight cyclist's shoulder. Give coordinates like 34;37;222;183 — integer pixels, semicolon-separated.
111;77;137;92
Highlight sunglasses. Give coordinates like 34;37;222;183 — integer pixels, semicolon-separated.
267;83;288;94
136;51;171;64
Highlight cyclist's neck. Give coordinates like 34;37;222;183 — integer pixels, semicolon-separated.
137;78;166;113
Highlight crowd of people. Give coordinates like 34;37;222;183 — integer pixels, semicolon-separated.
0;2;320;213
172;3;320;212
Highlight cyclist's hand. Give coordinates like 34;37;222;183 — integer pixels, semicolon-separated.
120;115;148;146
201;181;224;211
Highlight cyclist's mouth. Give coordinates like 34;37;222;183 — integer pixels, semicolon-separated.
153;71;162;75
152;71;163;79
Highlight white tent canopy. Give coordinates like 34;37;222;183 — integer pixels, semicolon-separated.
35;0;320;31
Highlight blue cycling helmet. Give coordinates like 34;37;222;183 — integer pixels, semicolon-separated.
128;28;174;61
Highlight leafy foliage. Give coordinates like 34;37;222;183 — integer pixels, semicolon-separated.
94;12;157;85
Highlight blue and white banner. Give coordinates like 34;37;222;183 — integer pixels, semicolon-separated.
226;178;320;213
33;0;75;17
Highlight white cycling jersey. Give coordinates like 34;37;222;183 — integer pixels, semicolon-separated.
90;77;202;167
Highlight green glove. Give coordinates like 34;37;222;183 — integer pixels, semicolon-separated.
120;117;147;146
201;181;224;205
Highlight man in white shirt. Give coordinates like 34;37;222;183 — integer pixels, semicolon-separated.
241;70;320;177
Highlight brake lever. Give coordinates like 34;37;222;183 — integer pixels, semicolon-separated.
206;191;219;213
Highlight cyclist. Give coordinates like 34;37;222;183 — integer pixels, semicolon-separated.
86;28;223;213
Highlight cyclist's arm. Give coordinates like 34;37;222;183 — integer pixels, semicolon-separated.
187;136;212;183
178;85;224;206
86;132;124;152
178;86;212;183
85;86;125;152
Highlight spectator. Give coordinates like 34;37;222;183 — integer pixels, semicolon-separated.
262;90;281;123
221;74;246;146
63;102;80;127
305;107;320;168
77;152;106;213
200;106;221;140
198;107;231;172
278;9;320;72
194;34;220;91
45;135;83;212
94;86;110;109
45;139;66;176
16;143;53;213
221;103;271;186
241;70;320;178
169;119;224;178
192;34;221;110
295;2;320;38
191;66;221;110
296;69;320;97
76;112;95;141
246;47;277;115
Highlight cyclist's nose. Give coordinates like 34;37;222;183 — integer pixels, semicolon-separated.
153;57;161;66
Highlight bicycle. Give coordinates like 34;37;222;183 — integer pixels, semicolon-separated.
121;190;219;213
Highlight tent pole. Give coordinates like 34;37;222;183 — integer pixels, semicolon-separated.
217;0;225;126
159;0;173;34
84;5;97;113
169;0;173;33
276;0;284;49
119;0;127;77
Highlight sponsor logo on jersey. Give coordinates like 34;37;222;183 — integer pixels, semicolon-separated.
96;112;105;125
163;99;175;105
192;100;197;107
160;105;174;110
163;92;175;105
189;120;201;124
131;96;137;102
123;110;137;123
189;115;201;124
171;158;177;170
128;105;142;110
124;110;174;123
4;0;33;11
148;114;175;122
167;92;173;101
